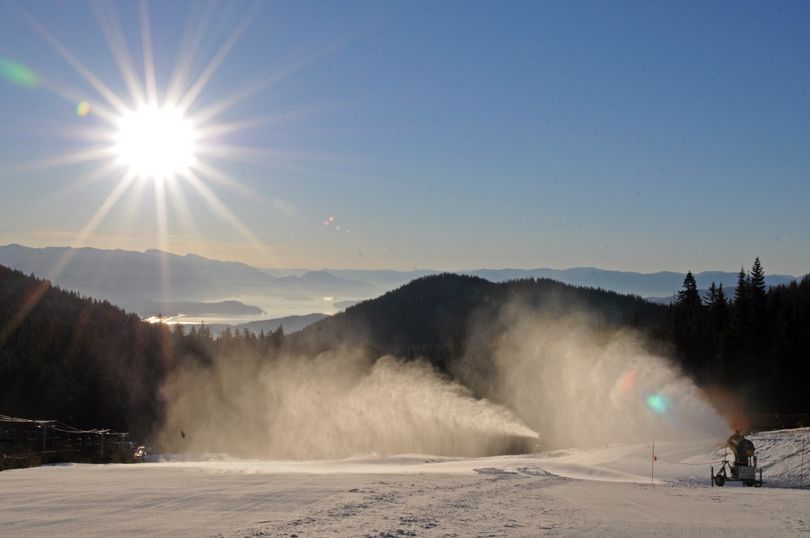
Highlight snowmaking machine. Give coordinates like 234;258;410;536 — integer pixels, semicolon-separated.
711;433;763;487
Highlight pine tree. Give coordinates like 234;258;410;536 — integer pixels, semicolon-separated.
733;267;750;332
731;265;756;387
717;283;728;312
705;281;719;309
704;282;730;375
749;257;767;330
750;257;766;297
676;271;700;309
673;271;705;376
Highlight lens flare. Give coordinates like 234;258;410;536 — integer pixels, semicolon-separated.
616;369;637;393
76;101;91;117
0;57;39;88
646;393;669;414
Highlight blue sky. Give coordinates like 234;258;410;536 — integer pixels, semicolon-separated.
0;0;808;273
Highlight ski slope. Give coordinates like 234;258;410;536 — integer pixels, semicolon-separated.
1;429;808;537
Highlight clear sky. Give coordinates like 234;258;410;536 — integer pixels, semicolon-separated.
0;0;808;274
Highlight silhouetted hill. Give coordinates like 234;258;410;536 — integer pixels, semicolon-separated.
0;265;287;439
291;274;667;363
0;265;172;437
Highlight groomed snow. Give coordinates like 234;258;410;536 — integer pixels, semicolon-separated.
1;429;808;536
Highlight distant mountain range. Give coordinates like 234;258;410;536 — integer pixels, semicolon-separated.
0;244;372;315
0;244;800;316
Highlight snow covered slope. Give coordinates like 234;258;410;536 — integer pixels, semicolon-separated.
1;429;808;537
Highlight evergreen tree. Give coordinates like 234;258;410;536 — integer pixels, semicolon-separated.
676;271;701;308
673;271;705;376
750;257;766;300
705;281;719;308
268;325;284;350
733;267;751;332
716;283;728;313
749;257;768;332
704;282;730;375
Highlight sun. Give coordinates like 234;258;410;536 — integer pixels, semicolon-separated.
13;2;290;270
114;105;196;180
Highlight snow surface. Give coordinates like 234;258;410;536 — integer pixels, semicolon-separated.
2;429;808;537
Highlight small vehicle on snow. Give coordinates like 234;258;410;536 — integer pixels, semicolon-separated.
711;433;763;487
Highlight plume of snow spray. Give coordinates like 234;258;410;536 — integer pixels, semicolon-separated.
159;302;725;458
479;308;727;449
158;349;537;458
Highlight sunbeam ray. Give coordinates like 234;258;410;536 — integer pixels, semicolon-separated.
0;173;136;347
91;1;145;106
165;176;200;242
165;0;217;106
177;3;261;113
35;78;120;123
188;38;342;124
182;170;277;266
25;14;129;114
68;173;138;253
188;78;274;126
154;178;172;306
47;161;124;204
192;142;323;165
139;0;158;105
116;175;150;238
194;110;318;140
1;147;115;177
0;280;52;348
191;160;266;201
22;123;117;147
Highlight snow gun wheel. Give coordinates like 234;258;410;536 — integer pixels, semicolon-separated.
743;480;754;487
714;474;726;487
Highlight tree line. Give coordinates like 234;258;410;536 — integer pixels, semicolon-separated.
669;258;810;415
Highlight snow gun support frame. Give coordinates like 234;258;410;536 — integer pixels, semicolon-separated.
711;433;763;487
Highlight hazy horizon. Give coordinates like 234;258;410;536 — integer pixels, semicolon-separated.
1;241;804;277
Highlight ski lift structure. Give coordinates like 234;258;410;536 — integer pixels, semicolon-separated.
711;433;763;487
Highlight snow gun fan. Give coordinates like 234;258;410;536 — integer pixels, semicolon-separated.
711;433;764;487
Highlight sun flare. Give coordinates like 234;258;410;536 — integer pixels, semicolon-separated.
11;2;289;272
114;105;196;180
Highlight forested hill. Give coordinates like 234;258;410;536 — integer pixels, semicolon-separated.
666;261;810;417
0;265;172;436
290;268;810;419
289;273;668;362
